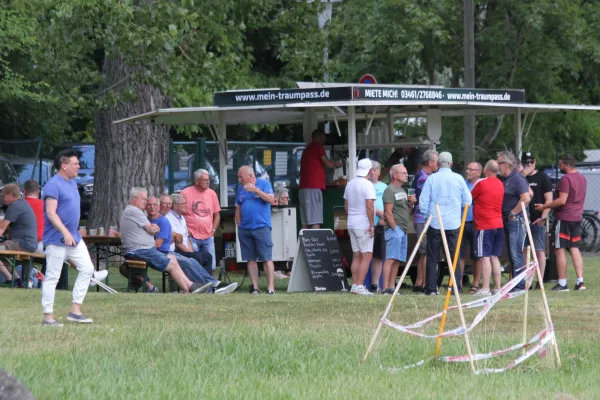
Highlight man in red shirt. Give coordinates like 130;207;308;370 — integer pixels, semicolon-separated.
535;154;587;291
23;179;44;253
298;129;342;229
470;160;505;295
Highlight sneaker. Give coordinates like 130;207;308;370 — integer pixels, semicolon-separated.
267;289;275;295
249;286;261;295
274;271;289;280
145;285;158;293
551;283;569;292
67;313;93;324
491;289;500;295
350;285;374;295
383;288;395;296
370;284;379;293
574;282;586;291
424;290;439;296
413;285;424;293
474;289;491;297
190;282;212;294
90;270;109;287
42;320;63;327
535;282;542;290
214;282;238;295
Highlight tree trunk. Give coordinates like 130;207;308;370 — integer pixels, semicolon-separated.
89;56;170;229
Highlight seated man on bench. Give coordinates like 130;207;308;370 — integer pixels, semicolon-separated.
119;187;211;294
149;195;237;294
0;184;38;287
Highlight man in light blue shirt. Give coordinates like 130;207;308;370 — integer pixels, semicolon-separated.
419;152;472;295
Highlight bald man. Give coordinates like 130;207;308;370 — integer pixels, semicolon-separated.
235;166;276;294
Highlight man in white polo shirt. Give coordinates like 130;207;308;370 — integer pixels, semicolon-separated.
344;158;376;296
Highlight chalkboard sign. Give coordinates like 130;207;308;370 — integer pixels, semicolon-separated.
287;229;349;292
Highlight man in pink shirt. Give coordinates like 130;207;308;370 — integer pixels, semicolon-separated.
181;169;221;273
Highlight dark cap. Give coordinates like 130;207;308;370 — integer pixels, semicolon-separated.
521;152;535;163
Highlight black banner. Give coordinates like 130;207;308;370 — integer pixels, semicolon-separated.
213;87;353;106
353;86;525;103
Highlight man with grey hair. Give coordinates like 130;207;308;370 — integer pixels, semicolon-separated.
166;193;213;270
410;149;438;292
120;187;209;294
236;165;276;294
274;187;290;206
497;151;530;291
420;152;472;295
181;168;221;273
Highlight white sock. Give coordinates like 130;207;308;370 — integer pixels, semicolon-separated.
558;279;567;286
576;277;584;284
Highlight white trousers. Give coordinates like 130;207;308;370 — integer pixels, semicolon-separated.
42;240;94;314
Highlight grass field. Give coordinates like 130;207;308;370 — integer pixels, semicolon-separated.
0;257;598;399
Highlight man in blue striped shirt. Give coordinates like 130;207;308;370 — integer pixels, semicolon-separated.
419;152;472;295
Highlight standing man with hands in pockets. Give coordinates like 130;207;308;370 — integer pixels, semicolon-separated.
381;164;415;295
41;149;96;326
344;158;376;296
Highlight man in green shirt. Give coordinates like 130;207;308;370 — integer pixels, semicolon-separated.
382;164;415;294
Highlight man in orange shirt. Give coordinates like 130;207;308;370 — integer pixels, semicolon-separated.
181;169;221;273
23;179;44;253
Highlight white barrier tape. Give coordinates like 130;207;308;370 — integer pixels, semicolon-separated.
438;328;551;362
474;332;555;375
382;263;538;339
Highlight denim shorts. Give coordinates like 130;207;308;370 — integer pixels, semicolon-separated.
525;223;546;252
384;227;408;262
238;227;273;262
126;248;170;272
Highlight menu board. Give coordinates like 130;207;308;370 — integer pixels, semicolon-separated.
288;229;348;292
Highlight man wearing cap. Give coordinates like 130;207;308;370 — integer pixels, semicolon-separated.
299;129;343;229
419;152;472;295
344;158;376;296
497;151;530;291
520;152;552;289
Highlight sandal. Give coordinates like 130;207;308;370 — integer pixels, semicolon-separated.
468;285;479;295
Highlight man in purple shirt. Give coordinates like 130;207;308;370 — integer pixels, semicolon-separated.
410;150;438;292
41;149;95;326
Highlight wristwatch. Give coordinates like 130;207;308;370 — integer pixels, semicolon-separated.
212;228;217;233
508;211;517;221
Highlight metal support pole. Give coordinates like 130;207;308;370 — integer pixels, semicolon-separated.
218;112;228;207
348;106;357;179
515;107;522;157
168;140;175;194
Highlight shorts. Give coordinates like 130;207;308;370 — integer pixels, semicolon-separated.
238;226;273;262
384;227;408;262
126;248;170;272
0;240;24;252
460;221;475;258
473;228;503;258
299;189;323;225
349;228;374;253
554;220;581;249
413;222;428;254
373;226;386;259
525;223;546;252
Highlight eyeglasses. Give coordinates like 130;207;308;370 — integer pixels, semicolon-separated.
160;202;172;206
147;203;159;207
198;178;210;182
523;161;534;165
498;161;509;165
466;168;480;171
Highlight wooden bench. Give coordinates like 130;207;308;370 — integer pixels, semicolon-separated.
0;250;50;289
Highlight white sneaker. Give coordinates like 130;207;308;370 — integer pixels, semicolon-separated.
215;282;238;295
274;271;289;280
350;285;374;296
90;270;108;287
474;289;491;297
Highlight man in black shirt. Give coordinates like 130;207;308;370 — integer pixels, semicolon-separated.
520;152;552;289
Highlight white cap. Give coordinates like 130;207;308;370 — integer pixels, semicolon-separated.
356;158;373;177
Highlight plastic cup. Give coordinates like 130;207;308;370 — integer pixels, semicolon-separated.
79;226;87;236
109;226;118;237
89;228;98;236
98;227;105;236
408;188;415;196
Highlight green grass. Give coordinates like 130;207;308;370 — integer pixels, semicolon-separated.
1;259;598;399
